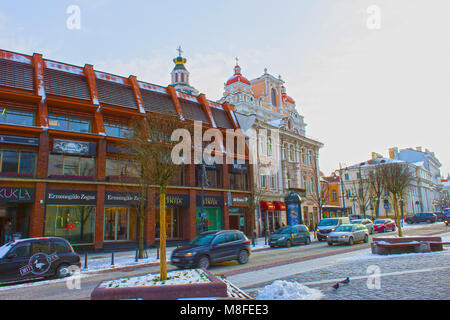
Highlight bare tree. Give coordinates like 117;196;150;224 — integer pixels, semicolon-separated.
351;167;371;218
367;166;385;219
121;112;189;280
379;162;415;237
311;155;328;225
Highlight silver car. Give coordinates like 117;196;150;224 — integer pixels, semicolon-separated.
351;219;374;234
327;224;369;246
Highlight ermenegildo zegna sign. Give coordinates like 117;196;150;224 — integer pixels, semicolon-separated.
105;192;141;205
46;190;97;205
0;187;35;202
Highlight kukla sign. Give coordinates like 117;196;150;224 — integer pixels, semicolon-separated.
0;187;35;202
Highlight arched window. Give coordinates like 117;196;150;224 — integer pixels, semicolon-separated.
175;73;179;83
271;88;277;107
181;73;185;83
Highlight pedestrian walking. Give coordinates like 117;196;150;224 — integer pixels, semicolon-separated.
4;220;13;244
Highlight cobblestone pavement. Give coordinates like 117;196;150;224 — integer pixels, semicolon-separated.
247;249;450;300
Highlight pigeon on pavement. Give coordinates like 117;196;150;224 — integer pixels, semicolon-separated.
332;283;339;290
340;277;350;284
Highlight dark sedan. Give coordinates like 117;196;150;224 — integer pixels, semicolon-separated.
405;213;437;224
269;225;311;248
170;230;251;269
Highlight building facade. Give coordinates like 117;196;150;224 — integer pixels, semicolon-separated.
0;49;251;250
220;62;323;233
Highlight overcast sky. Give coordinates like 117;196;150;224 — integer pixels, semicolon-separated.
1;0;448;177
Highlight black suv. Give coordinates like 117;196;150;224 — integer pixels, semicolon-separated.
0;237;81;284
405;213;437;224
170;230;251;269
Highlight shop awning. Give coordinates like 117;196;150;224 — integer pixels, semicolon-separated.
273;201;286;211
260;201;275;211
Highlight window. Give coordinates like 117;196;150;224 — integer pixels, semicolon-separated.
10;243;31;258
53;240;71;254
267;137;272;156
303;176;308;191
270;175;276;190
0;150;36;176
48;114;91;133
271;88;277;107
0;107;35;126
332;190;338;202
345;173;349;180
44;205;96;244
260;175;267;188
301;149;306;164
31;241;52;255
104;207;137;241
309;151;314;166
48;154;95;178
229;172;249;190
282;143;288;160
106;158;139;177
287;173;291;189
289;145;294;161
104;121;130;138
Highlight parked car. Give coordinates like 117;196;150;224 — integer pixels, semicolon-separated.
404;213;437;224
373;219;396;233
434;212;450;222
269;225;311;248
444;215;449;226
170;230;250;269
327;224;369;246
349;215;363;221
317;217;351;241
351;219;374;234
0;237;81;284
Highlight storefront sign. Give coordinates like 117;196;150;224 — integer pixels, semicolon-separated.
196;195;223;208
0;187;35;202
0;135;40;146
231;163;248;173
155;194;189;207
105;192;141;205
231;195;249;207
53;139;96;156
46;190;97;205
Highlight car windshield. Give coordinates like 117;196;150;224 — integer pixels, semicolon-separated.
318;219;339;226
373;220;385;224
190;234;216;246
335;226;354;232
0;243;13;259
274;227;293;234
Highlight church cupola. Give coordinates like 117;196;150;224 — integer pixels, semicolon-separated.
170;46;199;96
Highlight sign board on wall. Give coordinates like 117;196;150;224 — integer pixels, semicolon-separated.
0;187;35;202
52;139;96;156
46;190;97;205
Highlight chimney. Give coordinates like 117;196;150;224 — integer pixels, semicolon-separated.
388;147;398;159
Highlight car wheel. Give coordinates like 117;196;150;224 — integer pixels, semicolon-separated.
348;237;354;246
364;234;369;243
237;250;249;264
305;237;311;245
286;240;292;248
197;255;210;269
392;226;396;232
55;264;70;278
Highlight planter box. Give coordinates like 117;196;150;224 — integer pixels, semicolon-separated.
90;269;228;300
371;236;443;255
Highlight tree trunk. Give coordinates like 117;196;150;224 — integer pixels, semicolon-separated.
393;194;403;237
159;188;167;281
138;201;145;259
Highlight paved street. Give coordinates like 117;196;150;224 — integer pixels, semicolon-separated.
0;223;448;300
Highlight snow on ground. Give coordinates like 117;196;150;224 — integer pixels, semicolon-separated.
99;269;210;288
255;280;324;300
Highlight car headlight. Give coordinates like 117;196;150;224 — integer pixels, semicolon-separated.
279;237;286;241
331;228;336;231
340;235;348;238
184;252;194;257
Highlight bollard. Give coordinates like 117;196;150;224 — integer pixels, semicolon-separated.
135;247;138;262
84;252;88;269
111;249;115;266
156;245;159;260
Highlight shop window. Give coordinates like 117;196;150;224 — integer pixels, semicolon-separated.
44;205;96;244
48;154;95;178
48;114;91;133
155;207;181;239
104;207;137;241
0;150;36;176
196;166;220;188
104;121;130;138
0;107;35;127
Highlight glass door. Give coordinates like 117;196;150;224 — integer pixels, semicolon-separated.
104;208;130;241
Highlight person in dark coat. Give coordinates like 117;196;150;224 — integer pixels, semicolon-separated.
3;220;13;244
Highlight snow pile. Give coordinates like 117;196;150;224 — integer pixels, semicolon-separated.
255;280;323;300
99;268;210;288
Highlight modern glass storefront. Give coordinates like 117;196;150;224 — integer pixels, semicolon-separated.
229;207;245;232
104;207;137;241
44;205;96;244
155;194;189;240
196;195;223;234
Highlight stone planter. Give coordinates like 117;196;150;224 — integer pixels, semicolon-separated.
90;269;228;300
